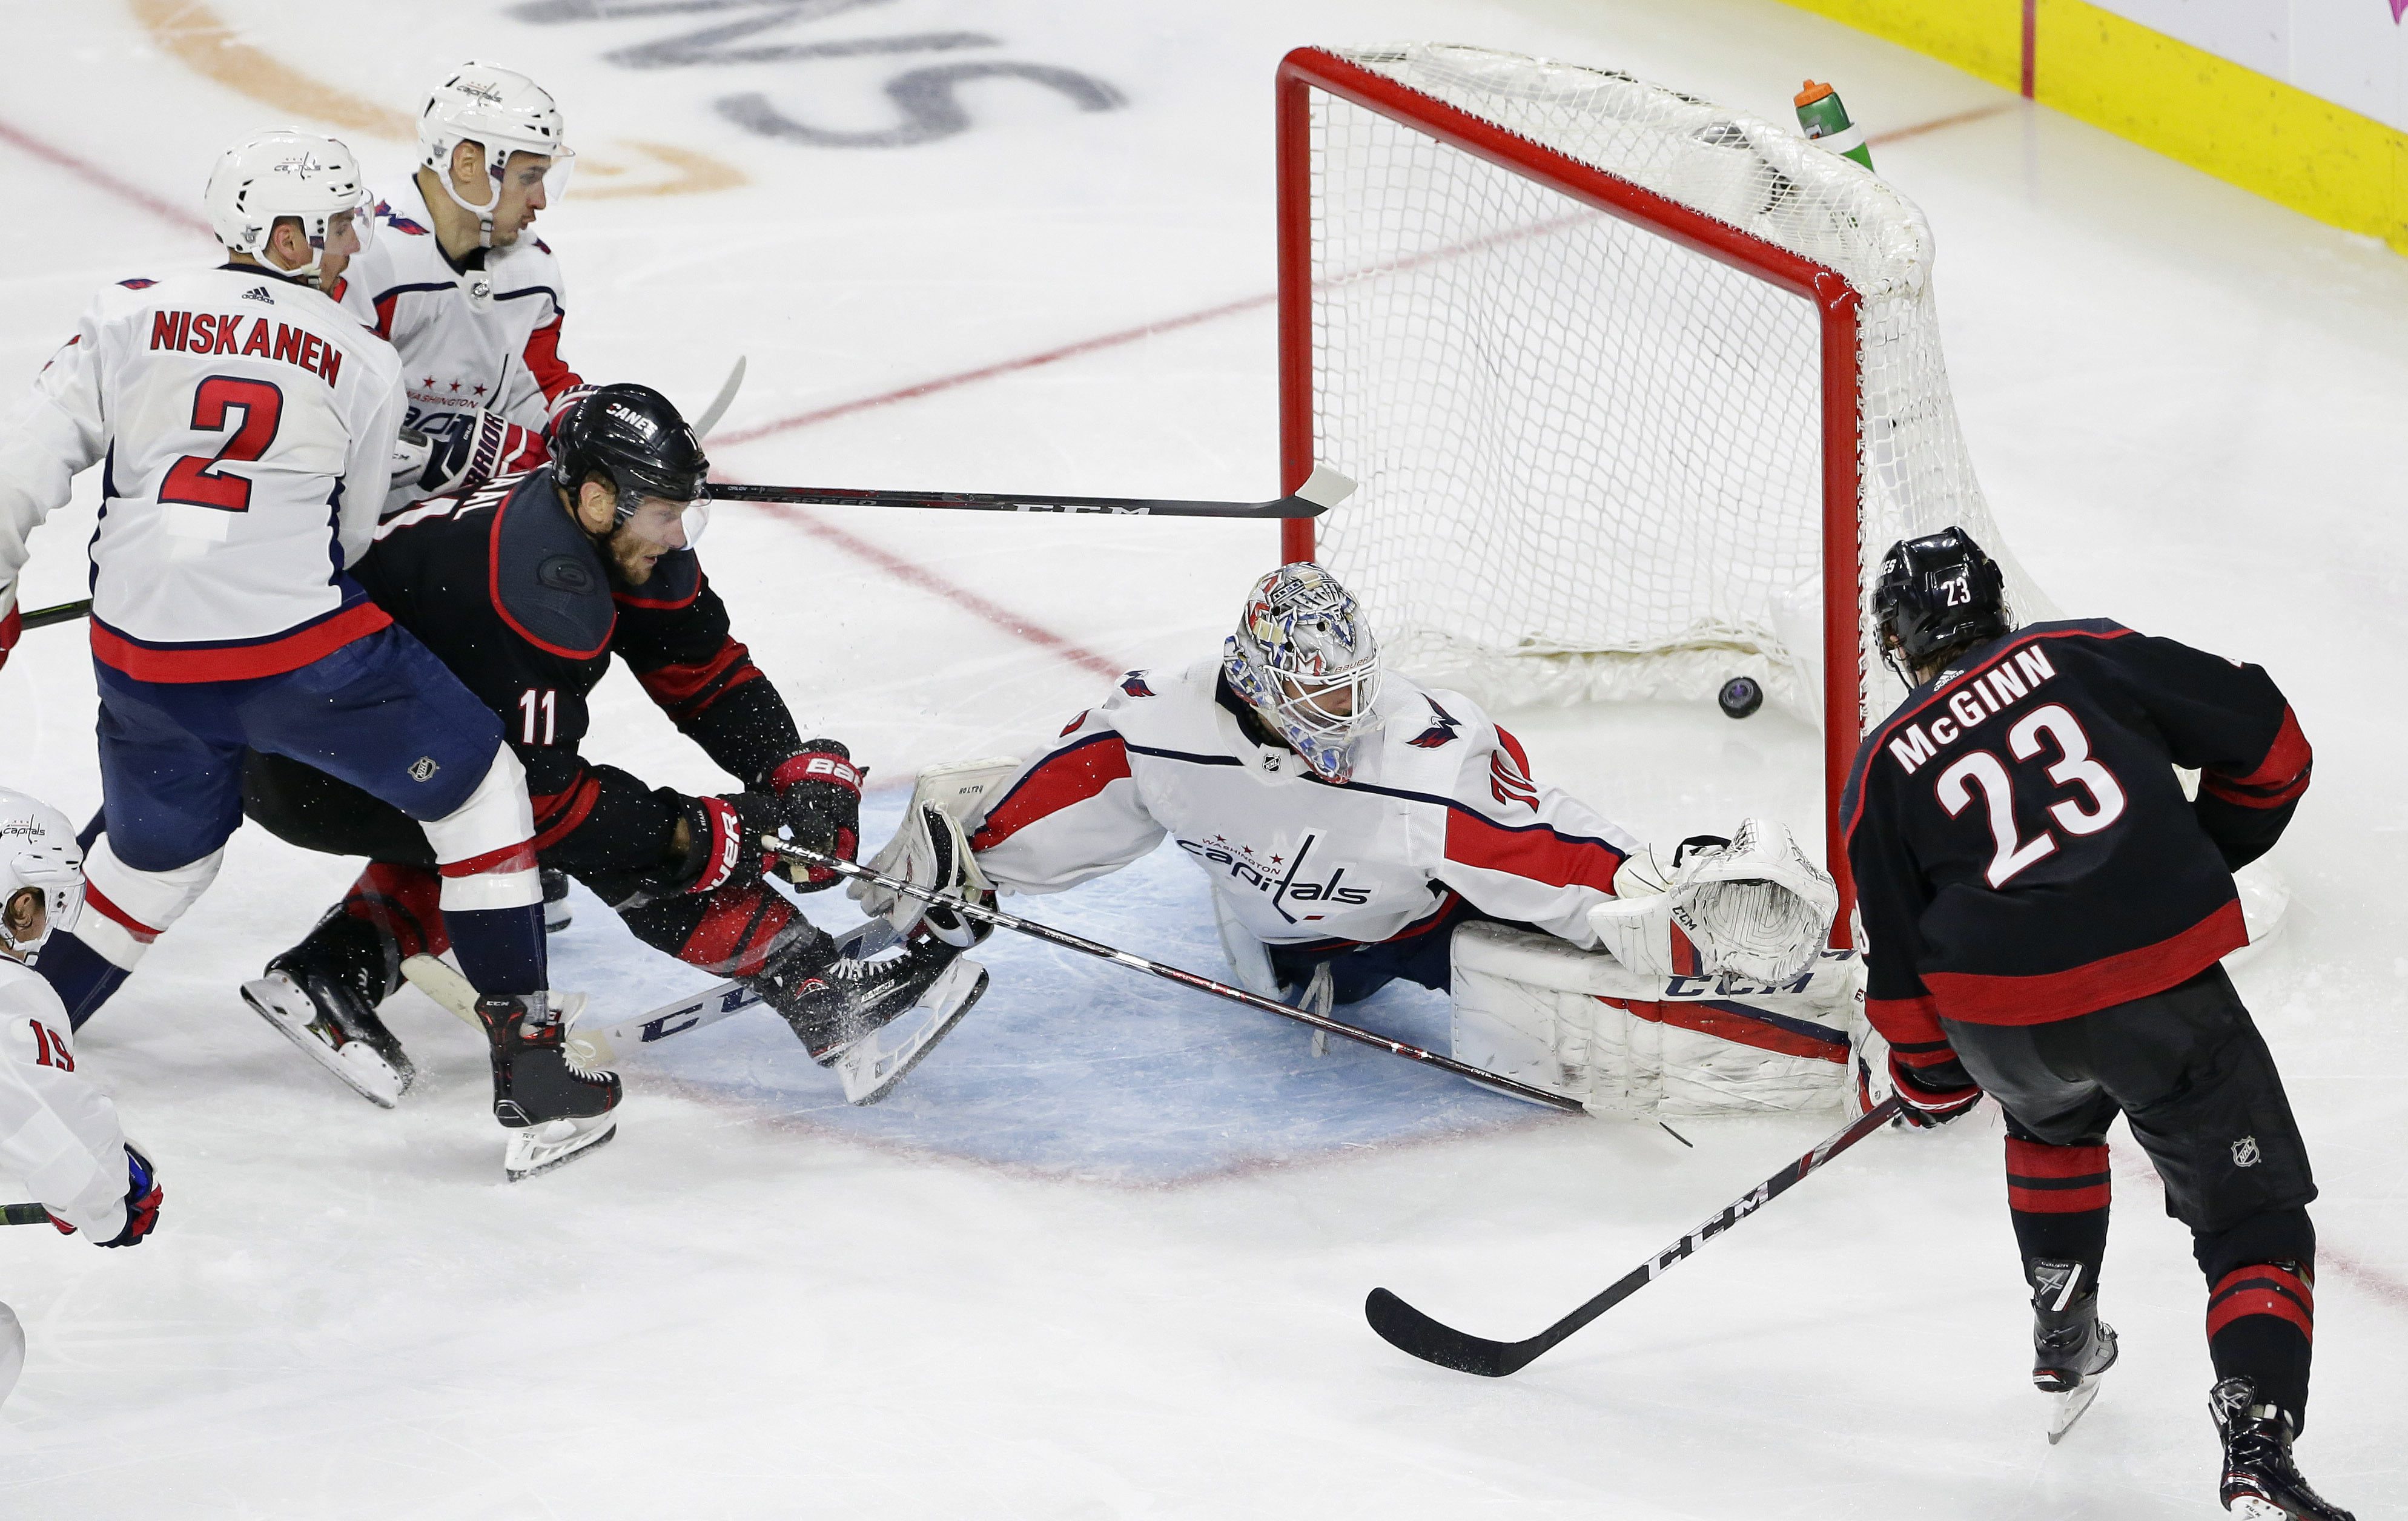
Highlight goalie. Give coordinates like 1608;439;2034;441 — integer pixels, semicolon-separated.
853;563;1859;1116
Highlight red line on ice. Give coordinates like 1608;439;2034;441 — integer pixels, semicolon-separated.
0;119;213;237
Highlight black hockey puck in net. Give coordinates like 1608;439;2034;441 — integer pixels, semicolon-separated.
1718;676;1763;719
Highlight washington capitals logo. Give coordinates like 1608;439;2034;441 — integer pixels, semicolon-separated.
1407;698;1461;748
1120;673;1155;698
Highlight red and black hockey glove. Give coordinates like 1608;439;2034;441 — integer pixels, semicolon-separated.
649;790;784;899
1889;1050;1982;1129
764;741;862;894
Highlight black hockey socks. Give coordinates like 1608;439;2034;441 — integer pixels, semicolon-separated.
2206;1262;2315;1432
2198;1207;2317;1431
2005;1135;2112;1271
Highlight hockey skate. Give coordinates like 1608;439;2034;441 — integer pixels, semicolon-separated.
2028;1259;2118;1444
825;954;988;1104
2212;1379;2355;1520
240;919;413;1107
475;991;621;1181
752;931;985;1100
541;867;574;933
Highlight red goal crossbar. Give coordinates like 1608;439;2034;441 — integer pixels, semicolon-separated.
1272;47;1866;942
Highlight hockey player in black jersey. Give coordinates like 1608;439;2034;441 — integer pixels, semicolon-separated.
236;383;976;1116
1842;530;2347;1519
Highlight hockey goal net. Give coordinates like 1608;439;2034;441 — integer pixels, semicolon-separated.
1277;44;2053;929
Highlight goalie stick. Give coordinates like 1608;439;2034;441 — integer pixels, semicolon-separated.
758;834;1585;1114
12;360;756;638
1364;1097;1904;1377
710;463;1354;521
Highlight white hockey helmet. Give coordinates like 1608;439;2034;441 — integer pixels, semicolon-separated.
204;130;374;279
418;62;575;243
1223;563;1384;783
0;789;83;957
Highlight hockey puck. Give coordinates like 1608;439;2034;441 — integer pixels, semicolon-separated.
1718;676;1764;719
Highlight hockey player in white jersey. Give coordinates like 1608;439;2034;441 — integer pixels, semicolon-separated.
0;791;163;1408
853;564;1854;1112
350;63;587;510
0;131;618;1178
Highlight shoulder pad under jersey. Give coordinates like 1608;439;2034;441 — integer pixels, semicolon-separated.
612;548;700;612
491;476;614;660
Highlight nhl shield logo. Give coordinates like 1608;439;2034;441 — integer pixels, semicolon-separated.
408;756;441;783
2231;1135;2261;1168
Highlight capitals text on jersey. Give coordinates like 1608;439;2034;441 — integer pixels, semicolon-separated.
148;310;345;386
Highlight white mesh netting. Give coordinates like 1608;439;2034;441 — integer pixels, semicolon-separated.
1297;43;2055;737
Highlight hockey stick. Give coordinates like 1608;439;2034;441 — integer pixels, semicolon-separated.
402;950;762;1066
692;355;746;439
18;597;91;630
2;1203;54;1226
758;835;1585;1113
1364;1096;1904;1376
710;463;1354;521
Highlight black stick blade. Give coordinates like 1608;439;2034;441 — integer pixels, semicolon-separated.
1364;1288;1533;1378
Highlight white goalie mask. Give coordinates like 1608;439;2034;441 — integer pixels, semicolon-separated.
418;61;575;247
204;130;375;280
0;789;84;958
1223;563;1384;783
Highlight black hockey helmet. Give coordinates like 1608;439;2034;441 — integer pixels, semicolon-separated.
1871;527;2011;684
551;382;709;516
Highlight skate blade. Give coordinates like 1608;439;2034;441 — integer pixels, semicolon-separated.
2046;1375;2104;1444
503;1117;617;1181
835;962;987;1105
2223;1499;2287;1521
241;977;405;1109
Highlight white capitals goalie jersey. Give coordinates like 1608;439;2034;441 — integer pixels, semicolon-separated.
0;266;405;681
965;660;1643;949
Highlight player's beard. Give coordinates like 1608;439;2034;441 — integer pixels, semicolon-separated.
601;524;664;586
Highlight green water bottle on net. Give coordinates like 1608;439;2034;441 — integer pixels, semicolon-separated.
1795;79;1873;171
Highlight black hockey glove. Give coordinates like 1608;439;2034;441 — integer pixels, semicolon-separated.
764;741;862;893
647;790;785;899
1889;1051;1982;1129
53;1146;163;1247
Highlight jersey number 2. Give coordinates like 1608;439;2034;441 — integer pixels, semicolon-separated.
1936;704;2128;887
159;376;285;512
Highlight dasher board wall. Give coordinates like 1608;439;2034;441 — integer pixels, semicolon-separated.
1779;0;2408;253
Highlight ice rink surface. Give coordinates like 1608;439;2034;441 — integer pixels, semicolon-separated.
1;0;2403;1515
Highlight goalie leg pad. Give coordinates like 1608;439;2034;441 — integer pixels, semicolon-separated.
1450;923;1862;1117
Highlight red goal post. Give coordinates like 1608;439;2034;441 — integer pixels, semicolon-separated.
1273;45;2046;945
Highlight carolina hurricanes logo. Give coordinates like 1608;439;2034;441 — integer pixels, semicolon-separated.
1489;743;1539;812
1407;698;1461;748
1120;673;1155;698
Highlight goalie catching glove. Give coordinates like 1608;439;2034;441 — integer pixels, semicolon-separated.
1587;818;1837;985
846;802;994;949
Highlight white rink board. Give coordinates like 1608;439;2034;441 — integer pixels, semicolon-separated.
0;1;2403;1517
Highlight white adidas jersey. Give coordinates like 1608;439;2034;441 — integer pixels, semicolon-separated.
336;173;583;449
966;660;1644;949
0;265;406;680
0;960;130;1241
